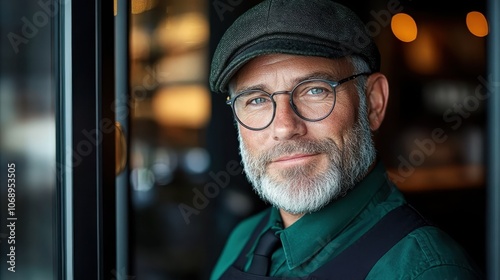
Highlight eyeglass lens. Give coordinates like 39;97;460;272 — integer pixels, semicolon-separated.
232;79;336;130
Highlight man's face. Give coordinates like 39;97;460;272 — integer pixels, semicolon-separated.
231;54;376;215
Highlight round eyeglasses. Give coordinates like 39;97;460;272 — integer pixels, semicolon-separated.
226;73;370;130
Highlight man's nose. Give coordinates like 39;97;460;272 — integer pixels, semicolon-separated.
271;95;307;141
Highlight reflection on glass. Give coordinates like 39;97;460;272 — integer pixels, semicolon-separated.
0;1;57;279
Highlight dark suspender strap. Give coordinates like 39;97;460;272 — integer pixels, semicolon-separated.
310;204;429;280
233;208;273;270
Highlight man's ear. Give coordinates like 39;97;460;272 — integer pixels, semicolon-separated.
365;73;389;131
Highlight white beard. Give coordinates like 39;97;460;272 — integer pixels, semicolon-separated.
238;98;376;215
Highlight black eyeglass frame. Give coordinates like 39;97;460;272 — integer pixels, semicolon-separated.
226;72;371;131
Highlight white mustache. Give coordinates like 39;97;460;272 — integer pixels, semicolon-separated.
258;139;340;164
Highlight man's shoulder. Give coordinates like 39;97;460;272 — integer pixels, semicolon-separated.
370;226;484;279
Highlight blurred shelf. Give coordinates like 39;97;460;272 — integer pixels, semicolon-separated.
387;164;485;192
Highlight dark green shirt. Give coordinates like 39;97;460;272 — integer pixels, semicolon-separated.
211;162;483;279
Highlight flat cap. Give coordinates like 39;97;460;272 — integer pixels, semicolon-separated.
210;0;381;94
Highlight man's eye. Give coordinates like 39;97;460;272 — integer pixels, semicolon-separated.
248;97;269;105
307;88;326;95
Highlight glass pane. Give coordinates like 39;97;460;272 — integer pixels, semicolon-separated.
0;0;58;278
130;1;216;278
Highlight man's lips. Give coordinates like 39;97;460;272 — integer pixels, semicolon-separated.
270;153;320;164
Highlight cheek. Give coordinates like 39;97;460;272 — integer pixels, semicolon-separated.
312;104;358;140
238;127;262;152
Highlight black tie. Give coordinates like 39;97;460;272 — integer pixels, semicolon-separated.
247;228;281;276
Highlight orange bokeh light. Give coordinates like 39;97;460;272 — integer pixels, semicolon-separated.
391;13;418;43
466;11;488;37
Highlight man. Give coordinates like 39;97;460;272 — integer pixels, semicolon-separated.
209;0;483;279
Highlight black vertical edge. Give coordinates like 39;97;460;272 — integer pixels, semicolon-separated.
71;0;116;278
98;0;117;278
71;0;99;278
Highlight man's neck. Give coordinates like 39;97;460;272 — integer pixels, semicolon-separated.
279;209;304;228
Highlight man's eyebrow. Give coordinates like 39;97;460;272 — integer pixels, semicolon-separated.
291;71;340;84
232;83;268;95
231;71;342;96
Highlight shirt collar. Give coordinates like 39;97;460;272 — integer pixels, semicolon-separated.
272;161;390;269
